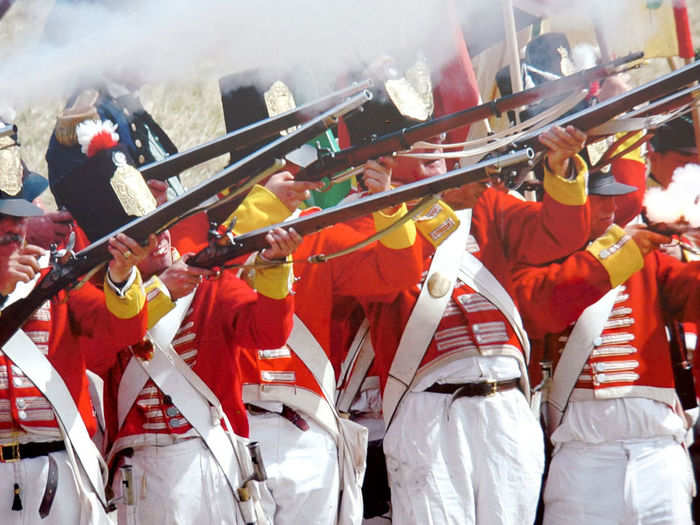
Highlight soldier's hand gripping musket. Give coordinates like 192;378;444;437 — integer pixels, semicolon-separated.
0;90;372;348
293;53;643;186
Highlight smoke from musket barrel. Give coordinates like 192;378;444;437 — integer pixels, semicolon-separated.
645;164;700;228
0;0;653;111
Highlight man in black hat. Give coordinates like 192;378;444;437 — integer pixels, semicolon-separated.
0;119;73;250
512;171;699;525
648;115;698;190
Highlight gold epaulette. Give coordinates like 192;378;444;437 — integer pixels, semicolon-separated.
55;89;100;147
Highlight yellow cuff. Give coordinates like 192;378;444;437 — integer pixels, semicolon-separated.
609;132;645;163
416;201;460;248
104;271;145;319
144;276;176;329
222;185;292;235
543;154;588;206
252;256;293;300
586;224;643;287
372;203;417;250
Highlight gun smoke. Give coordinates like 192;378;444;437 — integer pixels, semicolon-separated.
0;0;657;111
645;164;700;228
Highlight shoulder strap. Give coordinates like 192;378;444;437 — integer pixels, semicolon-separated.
336;324;375;413
382;209;471;427
139;336;254;504
546;287;620;435
3;331;107;507
456;252;531;363
286;315;337;404
336;318;370;393
117;290;195;430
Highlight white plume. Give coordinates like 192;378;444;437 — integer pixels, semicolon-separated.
76;119;119;155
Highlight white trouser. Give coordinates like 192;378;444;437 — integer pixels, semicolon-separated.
249;411;340;525
0;449;109;525
112;438;245;525
544;437;694;525
384;388;544;525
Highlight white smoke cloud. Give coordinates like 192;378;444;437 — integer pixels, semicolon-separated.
645;164;700;227
0;0;658;111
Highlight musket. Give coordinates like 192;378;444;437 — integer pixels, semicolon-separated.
140;80;372;182
0;91;372;347
513;59;700;153
0;124;16;139
293;52;643;184
187;148;535;268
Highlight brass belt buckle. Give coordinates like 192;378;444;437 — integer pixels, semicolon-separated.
0;442;20;463
485;381;499;397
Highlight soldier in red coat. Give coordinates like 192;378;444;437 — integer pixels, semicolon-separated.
355;124;590;525
512;171;695;524
100;201;301;524
0;170;149;524
231;164;425;525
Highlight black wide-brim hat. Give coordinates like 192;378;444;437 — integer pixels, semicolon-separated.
588;171;637;196
0;171;47;217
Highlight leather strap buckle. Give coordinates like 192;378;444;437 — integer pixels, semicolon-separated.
0;442;20;463
485;381;499;397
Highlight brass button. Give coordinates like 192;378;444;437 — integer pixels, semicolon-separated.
138;154;145;164
134;139;142;148
427;272;451;298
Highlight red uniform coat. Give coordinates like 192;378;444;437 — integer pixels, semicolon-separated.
1;281;147;438
103;271;293;444
364;185;591;390
239;212;424;404
514;249;700;401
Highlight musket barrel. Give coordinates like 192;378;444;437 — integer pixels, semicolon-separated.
515;59;700;152
188;147;534;269
0;90;372;347
140;80;373;181
295;52;643;183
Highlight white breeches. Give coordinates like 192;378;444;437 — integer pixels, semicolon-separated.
249;411;340;525
544;437;694;525
112;438;245;525
0;450;109;525
383;388;544;525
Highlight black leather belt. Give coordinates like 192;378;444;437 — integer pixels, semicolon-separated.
424;378;520;398
0;441;65;463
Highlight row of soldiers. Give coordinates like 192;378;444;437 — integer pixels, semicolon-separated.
1;38;700;525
